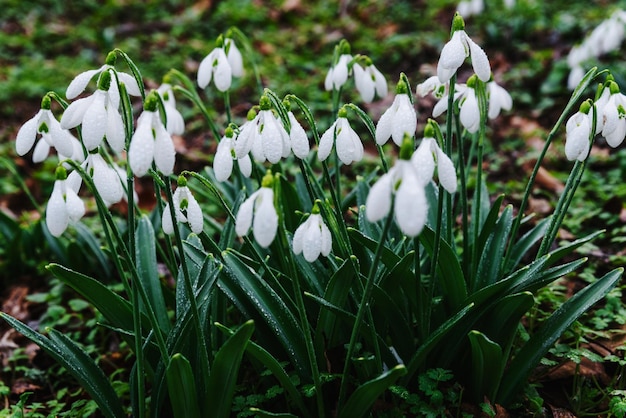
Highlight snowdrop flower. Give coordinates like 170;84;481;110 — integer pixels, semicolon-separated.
287;110;311;159
375;77;417;146
157;82;185;135
437;13;491;84
487;79;513;119
293;206;332;263
565;101;593;161
198;35;242;92
457;0;483;18
324;40;353;91
65;51;141;106
61;70;125;153
353;57;388;103
366;136;428;237
318;107;364;165
417;76;466;118
162;177;203;235
595;80;626;148
411;122;457;193
235;96;291;164
57;135;86;167
214;127;252;182
128;92;176;177
46;166;85;237
16;95;75;162
85;153;124;206
458;76;480;133
235;172;278;248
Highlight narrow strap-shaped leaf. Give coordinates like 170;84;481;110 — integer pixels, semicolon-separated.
207;320;255;418
1;314;125;418
347;227;400;269
505;217;550;272
337;365;407;418
467;331;502;401
166;353;201;418
497;267;623;405
474;194;505;259
136;216;170;333
473;205;513;292
73;222;112;279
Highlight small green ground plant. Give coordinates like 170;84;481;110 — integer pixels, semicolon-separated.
1;10;625;417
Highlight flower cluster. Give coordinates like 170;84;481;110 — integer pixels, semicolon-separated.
198;35;244;92
567;9;626;89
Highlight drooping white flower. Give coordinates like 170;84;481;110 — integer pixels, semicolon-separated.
198;36;243;92
437;13;491;83
86;153;124;206
487;80;512;119
324;53;352;91
375;82;417;146
61;71;125;153
293;213;332;262
235;184;278;248
287;111;310;159
46;169;85;237
565;105;593;161
411;135;457;193
366;159;428;237
318;111;364;165
417;76;466;118
16;99;75;162
353;60;388;103
128;95;176;177
66;58;141;105
457;0;483;18
157;83;185;135
459;84;480;133
595;81;626;148
214;130;252;182
162;180;203;235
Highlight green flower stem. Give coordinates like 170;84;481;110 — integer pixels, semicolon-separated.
227;26;264;96
163;177;211;401
345;103;388;173
503;67;602;271
470;80;488;279
455;112;470;277
169;70;221;139
445;74;457;245
338;201;395;409
224;89;232;124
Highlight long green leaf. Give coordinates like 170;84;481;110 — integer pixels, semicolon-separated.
166;354;201;418
468;331;502;401
1;314;125;418
497;267;623;405
207;320;255;418
474;205;513;292
337;365;407;418
136;216;170;333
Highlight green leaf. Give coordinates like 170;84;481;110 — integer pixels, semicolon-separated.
467;331;503;401
73;222;112;279
475;194;505;258
473;205;513;292
0;314;124;418
219;250;310;379
497;267;623;405
136;216;170;333
166;354;200;418
337;365;407;418
348;227;400;270
207;320;255;418
505;217;550;272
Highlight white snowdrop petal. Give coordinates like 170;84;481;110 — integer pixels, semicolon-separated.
565;118;591;161
394;175;428;237
373;66;388;99
302;220;322;262
92;155;123;205
336;121;357;165
411;138;436;185
460;90;480;133
154;124;176;175
436;147;458;194
251;129;266;163
226;39;244;77
292;221;306;255
324;68;334;91
375;106;394;145
66;69;100;100
354;64;375;103
82;92;108;150
468;39;491;82
317;123;336;161
65;187;85;222
366;173;393;222
67;170;83;193
391;96;417;145
238;155;252;177
234;118;257;158
46;182;69;237
186;193;204;234
320;221;332;256
438;32;467;83
106;106;126;153
60;96;92;130
32;138;51;163
197;51;215;89
16;116;39;156
332;57;349;89
433;97;449;118
48;118;75;157
162;203;174;235
288;113;310;159
261;113;284;164
214;50;233;92
253;189;278;248
116;72;141;97
166;107;185;135
214;138;234;182
235;192;256;237
605;119;626;148
129;121;155;177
